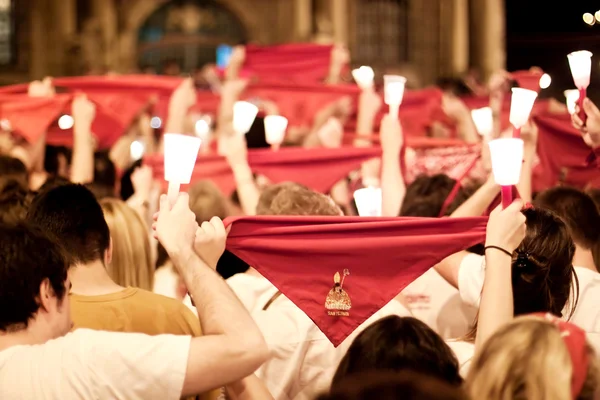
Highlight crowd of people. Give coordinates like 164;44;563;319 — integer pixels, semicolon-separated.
0;43;599;400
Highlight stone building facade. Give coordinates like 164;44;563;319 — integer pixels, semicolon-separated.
1;0;505;85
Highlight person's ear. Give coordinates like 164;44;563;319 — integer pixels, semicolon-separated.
38;278;55;313
105;237;113;265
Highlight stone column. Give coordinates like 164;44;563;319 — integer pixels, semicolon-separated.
49;0;76;75
294;0;313;41
92;0;118;70
470;0;505;79
29;0;49;79
331;0;349;45
451;0;469;76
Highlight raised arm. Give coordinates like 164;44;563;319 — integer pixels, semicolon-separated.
155;194;268;396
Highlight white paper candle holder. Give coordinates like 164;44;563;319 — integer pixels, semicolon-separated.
567;50;593;89
233;101;259;135
383;75;407;114
352;66;374;90
509;88;538;130
163;133;202;205
489;138;524;186
264;115;288;150
471;107;493;137
564;89;580;115
130;140;145;161
353;187;382;217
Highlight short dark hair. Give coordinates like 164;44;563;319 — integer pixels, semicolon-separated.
0;155;28;189
320;371;468;400
0;224;68;331
400;174;477;217
332;316;462;388
0;179;31;225
535;186;600;250
27;184;110;264
268;185;341;216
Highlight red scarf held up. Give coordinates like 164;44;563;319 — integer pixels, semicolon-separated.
224;215;488;346
146;146;382;195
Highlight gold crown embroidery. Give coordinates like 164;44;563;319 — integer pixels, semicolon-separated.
325;269;351;316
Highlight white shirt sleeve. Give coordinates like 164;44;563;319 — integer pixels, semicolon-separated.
0;329;191;400
457;253;486;308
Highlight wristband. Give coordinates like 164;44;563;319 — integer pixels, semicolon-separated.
484;245;512;257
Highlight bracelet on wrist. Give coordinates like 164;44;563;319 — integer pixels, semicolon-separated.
484;245;513;257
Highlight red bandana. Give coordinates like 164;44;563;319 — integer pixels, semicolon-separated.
224;215;487;346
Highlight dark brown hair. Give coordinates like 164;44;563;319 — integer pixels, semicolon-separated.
268;185;340;216
256;181;309;215
319;371;468;400
188;180;229;224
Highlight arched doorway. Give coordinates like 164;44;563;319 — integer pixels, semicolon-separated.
137;0;247;73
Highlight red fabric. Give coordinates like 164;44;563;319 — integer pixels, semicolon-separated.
53;75;183;97
146;146;382;195
438;154;481;217
511;70;543;93
45;92;149;149
534;313;588;399
224;215;487;346
0;83;29;95
244;44;334;83
532;111;600;190
0;94;72;143
246;82;358;129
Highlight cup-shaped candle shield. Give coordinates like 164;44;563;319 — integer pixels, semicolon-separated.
353;187;382;217
352;66;374;90
471;107;493;136
564;89;580;115
264;115;288;146
567;50;593;89
233;101;259;135
509;88;538;128
163;133;201;184
383;75;407;106
488;138;524;186
130;140;145;161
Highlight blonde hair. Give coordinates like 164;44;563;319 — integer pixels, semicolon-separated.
466;316;598;400
100;198;154;291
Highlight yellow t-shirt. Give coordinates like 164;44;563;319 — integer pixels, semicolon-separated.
71;287;220;400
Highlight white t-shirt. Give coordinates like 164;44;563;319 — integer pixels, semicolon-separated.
402;268;477;339
458;253;600;352
0;329;190;400
227;273;412;400
445;340;474;377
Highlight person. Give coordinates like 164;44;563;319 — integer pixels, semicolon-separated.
226;184;411;400
0;155;28;191
0;193;269;399
100;198;155;291
331;316;462;388
26;184;200;336
0;180;30;225
466;314;599;400
439;207;576;373
317;371;468;400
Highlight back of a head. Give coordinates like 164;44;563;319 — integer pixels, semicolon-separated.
0;179;31;225
268;185;341;216
0;155;28;189
512;207;576;318
400;174;476;217
100;198;153;290
332;316;462;388
320;371;468;400
89;152;116;199
535;187;600;250
466;316;598;400
256;182;309;215
27;184;110;265
188;180;229;223
586;188;600;212
0;224;68;331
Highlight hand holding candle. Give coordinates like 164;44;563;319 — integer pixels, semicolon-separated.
567;50;593;125
488;138;524;209
353;187;382;217
163;133;202;207
264;115;288;151
564;89;580;115
509;88;538;138
383;75;407;117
